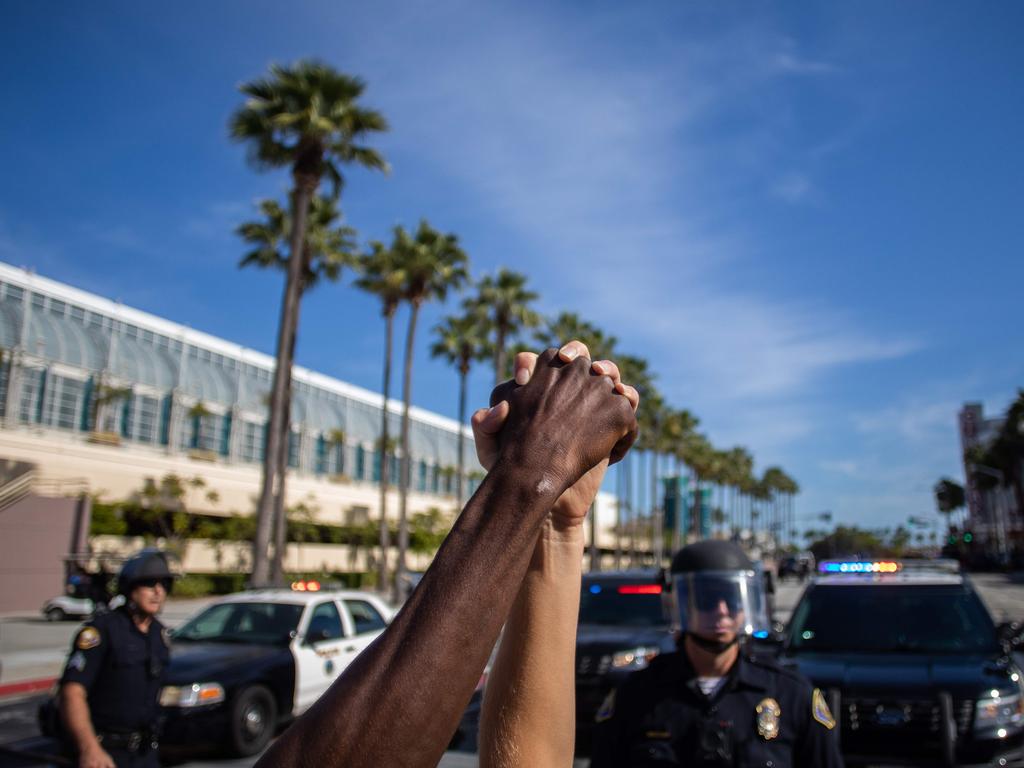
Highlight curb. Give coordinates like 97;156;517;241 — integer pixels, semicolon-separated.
0;677;56;701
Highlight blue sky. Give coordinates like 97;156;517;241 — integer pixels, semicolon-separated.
2;2;1022;533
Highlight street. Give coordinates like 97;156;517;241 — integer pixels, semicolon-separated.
3;575;1024;767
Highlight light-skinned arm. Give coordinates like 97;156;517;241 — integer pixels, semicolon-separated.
479;347;639;768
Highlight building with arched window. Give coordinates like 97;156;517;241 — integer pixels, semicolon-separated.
0;262;622;585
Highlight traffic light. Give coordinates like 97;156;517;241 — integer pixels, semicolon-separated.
963;531;974;544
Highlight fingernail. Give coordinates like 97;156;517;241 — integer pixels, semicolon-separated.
559;344;578;360
592;361;607;375
515;367;529;385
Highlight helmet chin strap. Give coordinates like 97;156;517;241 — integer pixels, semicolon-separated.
685;631;740;655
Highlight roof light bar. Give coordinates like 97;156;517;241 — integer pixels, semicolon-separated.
617;584;663;595
819;561;901;574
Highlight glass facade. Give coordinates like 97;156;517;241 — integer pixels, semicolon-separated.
0;264;478;495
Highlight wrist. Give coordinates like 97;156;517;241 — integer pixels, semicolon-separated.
540;516;587;546
490;445;573;504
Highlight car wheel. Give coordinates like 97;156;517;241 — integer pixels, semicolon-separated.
229;685;277;757
45;607;66;622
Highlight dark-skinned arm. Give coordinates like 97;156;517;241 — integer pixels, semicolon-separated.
479;349;639;768
255;348;637;768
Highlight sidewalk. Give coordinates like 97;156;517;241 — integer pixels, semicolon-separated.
0;597;215;701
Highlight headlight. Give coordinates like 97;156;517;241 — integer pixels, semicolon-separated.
975;689;1024;738
160;682;225;708
611;646;660;670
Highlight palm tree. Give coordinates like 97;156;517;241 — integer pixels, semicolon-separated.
430;311;490;509
237;194;359;584
354;240;406;592
534;312;618;361
681;433;716;541
466;269;539;385
616;355;655;563
392;221;469;599
535;312;618;569
723;447;754;538
663;408;700;551
230;59;388;585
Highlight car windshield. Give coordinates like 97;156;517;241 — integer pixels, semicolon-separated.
789;584;999;654
174;602;304;646
579;582;666;627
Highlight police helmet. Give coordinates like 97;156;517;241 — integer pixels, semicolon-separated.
117;548;177;595
669;540;769;640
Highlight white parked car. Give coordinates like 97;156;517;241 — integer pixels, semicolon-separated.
158;586;394;756
41;594;124;621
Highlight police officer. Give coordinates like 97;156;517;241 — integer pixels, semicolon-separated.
58;549;176;768
592;540;844;767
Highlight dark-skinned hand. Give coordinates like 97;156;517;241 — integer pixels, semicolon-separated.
473;341;639;524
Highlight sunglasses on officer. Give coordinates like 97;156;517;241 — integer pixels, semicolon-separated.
693;584;743;613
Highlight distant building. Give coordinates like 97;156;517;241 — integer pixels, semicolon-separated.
0;261;621;595
958;402;1020;559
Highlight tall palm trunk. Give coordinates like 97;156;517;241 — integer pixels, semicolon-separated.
589;499;600;572
493;324;506;386
456;360;469;508
692;474;703;541
394;299;421;603
615;463;624;569
251;179;314;586
269;336;295;585
651;450;662;566
377;308;395;592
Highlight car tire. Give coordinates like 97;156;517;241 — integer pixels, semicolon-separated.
45;607;66;622
228;685;277;757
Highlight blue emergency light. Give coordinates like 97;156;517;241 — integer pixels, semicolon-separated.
818;560;900;574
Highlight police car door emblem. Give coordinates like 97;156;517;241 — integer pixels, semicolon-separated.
325;659;335;675
76;627;101;650
756;698;781;740
812;688;836;729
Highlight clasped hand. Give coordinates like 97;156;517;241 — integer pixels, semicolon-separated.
472;340;640;528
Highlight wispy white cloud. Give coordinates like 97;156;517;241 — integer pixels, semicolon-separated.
771;171;815;203
771;51;839;77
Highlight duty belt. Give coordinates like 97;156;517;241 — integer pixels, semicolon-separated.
97;730;157;752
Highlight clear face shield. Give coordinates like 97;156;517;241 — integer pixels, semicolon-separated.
671;570;770;643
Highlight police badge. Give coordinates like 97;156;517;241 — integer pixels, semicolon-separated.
756;697;781;740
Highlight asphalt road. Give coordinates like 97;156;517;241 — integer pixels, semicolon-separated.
4;575;1024;767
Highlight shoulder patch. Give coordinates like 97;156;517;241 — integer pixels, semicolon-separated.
812;688;836;729
68;651;86;671
595;689;616;723
76;627;101;650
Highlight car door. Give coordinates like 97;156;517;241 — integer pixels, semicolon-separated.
341;598;389;664
293;600;349;712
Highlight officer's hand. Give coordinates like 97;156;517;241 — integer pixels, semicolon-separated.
79;742;115;768
472;341;640;529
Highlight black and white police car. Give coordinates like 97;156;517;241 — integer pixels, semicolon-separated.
159;584;393;756
781;558;1024;767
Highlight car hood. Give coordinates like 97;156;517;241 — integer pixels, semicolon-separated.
785;651;1009;697
576;624;673;650
165;642;286;683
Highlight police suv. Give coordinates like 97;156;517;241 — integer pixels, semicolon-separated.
781;559;1024;767
574;571;677;750
159;585;392;756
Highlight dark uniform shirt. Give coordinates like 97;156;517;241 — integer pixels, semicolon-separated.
592;649;844;768
60;606;170;733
